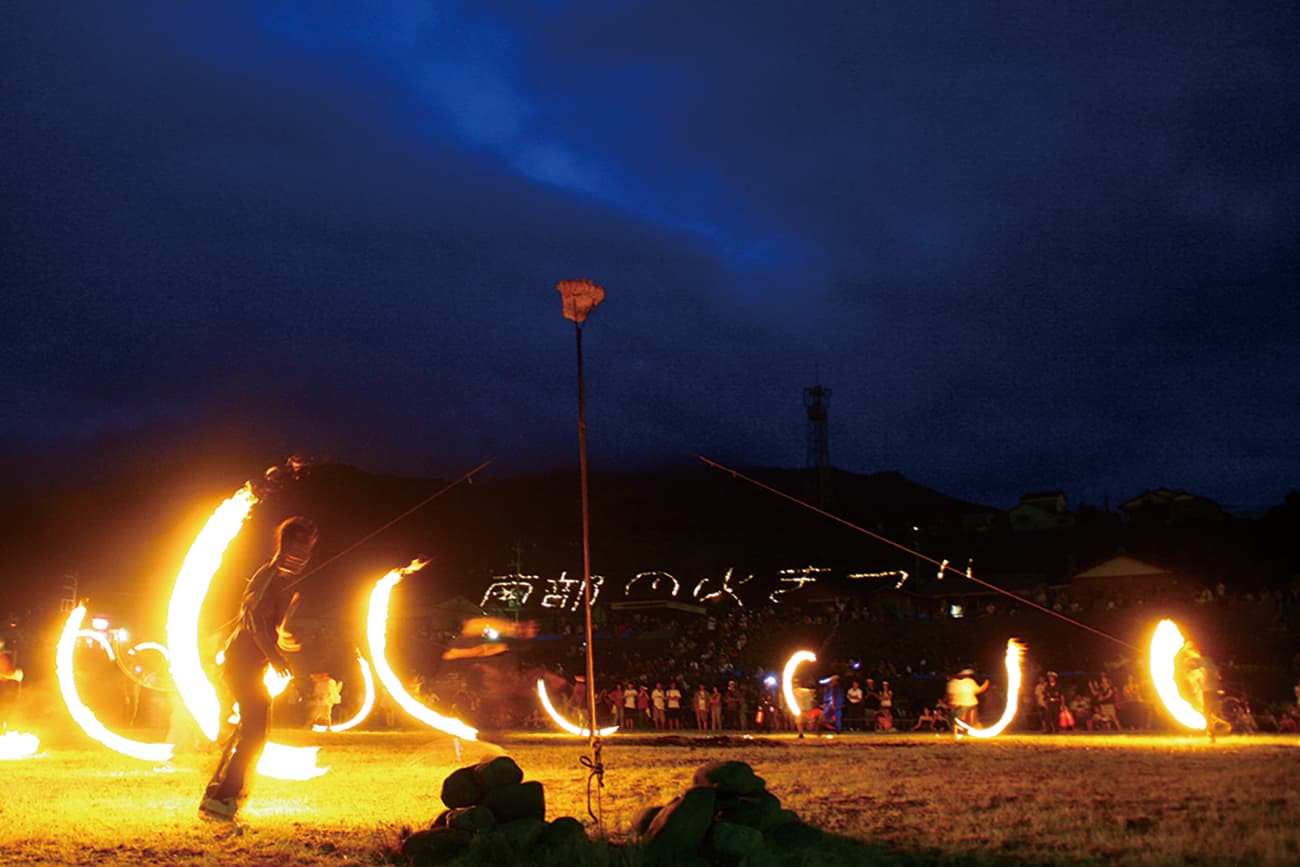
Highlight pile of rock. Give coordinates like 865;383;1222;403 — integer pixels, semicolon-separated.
401;756;586;866
633;760;822;864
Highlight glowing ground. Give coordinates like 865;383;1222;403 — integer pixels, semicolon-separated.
2;730;1297;865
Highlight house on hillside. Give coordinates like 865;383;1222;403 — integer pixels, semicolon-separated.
1071;555;1182;607
1009;490;1075;532
961;507;1004;534
1119;488;1227;525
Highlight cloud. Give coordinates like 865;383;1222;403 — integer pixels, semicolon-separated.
3;1;1298;510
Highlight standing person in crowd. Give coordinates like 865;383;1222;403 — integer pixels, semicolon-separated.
666;681;682;730
651;682;667;730
636;683;651;724
845;680;865;731
608;682;624;728
708;685;723;730
877;680;894;731
694;684;709;730
863;677;880;731
306;672;338;728
723;681;741;729
1119;673;1150;730
1042;671;1064;733
873;681;894;722
1089;672;1119;731
201;516;317;821
946;667;989;735
1032;674;1048;731
622;682;637;730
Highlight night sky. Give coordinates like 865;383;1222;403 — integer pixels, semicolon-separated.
5;2;1298;513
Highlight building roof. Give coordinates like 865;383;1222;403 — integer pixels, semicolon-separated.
1073;555;1172;580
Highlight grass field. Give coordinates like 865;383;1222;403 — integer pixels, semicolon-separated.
2;729;1297;865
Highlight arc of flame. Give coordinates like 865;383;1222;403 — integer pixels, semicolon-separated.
56;605;174;762
166;484;258;740
75;629;116;660
313;654;377;733
782;650;817;717
366;560;478;741
0;730;40;760
127;641;170;660
535;678;619;738
1150;619;1207;730
954;639;1026;739
164;483;326;779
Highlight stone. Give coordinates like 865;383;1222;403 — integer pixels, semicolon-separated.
446;804;497;835
643;786;717;851
769;808;801;829
401;827;472;866
540;816;587;847
494;817;548;848
482;780;546;823
705;821;764;862
474;755;524;792
767;820;822;850
440;765;483;808
715;790;782;830
631;804;663;837
693;760;765;796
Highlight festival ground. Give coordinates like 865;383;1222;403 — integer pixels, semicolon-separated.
3;730;1296;865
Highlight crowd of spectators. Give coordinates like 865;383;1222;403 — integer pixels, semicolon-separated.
464;580;1300;734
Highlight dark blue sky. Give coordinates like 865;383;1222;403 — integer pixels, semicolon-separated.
4;1;1298;512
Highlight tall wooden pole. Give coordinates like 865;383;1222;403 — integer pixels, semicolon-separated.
575;322;601;769
555;279;606;828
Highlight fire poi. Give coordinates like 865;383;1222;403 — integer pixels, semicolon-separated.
1149;618;1208;730
312;654;377;733
56;604;174;763
164;483;325;779
535;678;619;738
782;650;817;718
366;560;479;741
954;639;1026;739
0;730;40;760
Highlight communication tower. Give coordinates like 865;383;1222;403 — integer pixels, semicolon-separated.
804;384;832;506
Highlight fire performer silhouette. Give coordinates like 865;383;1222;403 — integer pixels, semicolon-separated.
200;516;317;820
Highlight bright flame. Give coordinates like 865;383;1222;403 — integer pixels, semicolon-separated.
535;678;619;738
56;605;174;762
782;650;816;717
127;641;170;660
366;560;478;741
256;742;326;780
164;483;326;779
0;731;40;759
312;655;377;733
955;639;1026;739
165;484;258;741
75;629;116;660
263;665;290;699
1150;619;1207;730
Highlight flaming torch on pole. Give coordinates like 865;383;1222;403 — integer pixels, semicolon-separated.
556;279;606;825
